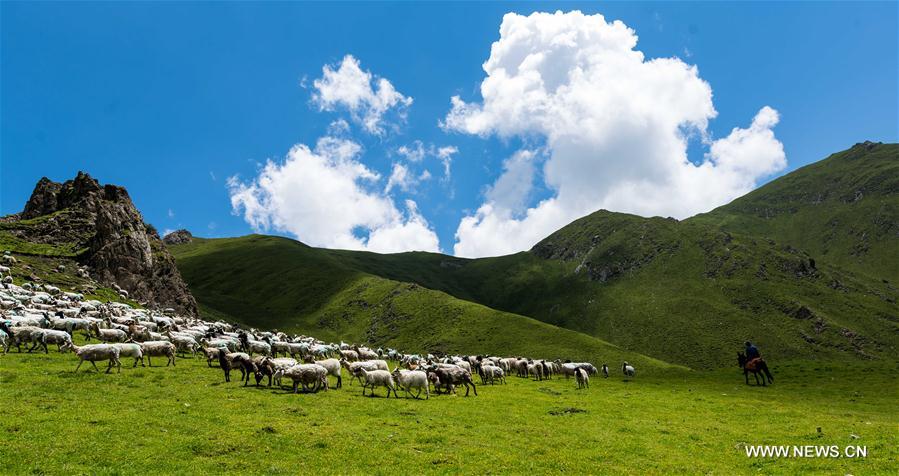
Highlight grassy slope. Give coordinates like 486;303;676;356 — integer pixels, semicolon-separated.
171;235;671;371
323;213;899;369
317;145;899;368
1;347;896;474
693;142;898;283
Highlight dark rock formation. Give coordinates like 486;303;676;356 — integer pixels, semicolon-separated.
163;229;193;245
13;172;198;316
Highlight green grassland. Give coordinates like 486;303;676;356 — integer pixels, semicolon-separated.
1;345;896;475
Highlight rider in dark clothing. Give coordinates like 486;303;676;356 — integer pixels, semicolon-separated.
745;341;760;360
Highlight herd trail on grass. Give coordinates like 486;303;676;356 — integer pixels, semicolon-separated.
0;268;630;398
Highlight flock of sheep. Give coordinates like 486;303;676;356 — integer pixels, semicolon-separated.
1;273;638;399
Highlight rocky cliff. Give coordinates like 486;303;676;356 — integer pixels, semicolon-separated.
5;172;198;315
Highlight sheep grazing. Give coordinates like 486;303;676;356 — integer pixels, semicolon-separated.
433;366;477;396
252;356;276;386
167;333;200;357
280;364;329;393
480;365;506;385
341;359;389;385
222;352;257;385
353;345;378;360
91;322;128;343
71;344;121;373
392;368;429;399
38;329;74;353
269;358;299;386
268;340;292;357
0;323;43;353
575;368;589;389
238;332;272;355
304;357;342;389
339;349;359;361
356;369;398;398
601;364;609;378
140;341;177;367
622;362;636;378
202;346;226;367
527;361;544;381
112;343;144;367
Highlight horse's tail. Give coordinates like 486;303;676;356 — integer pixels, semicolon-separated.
761;361;774;383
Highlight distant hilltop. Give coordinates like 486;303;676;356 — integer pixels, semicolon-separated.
163;229;193;245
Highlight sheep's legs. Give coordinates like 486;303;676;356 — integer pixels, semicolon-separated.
75;359;84;372
90;361;100;373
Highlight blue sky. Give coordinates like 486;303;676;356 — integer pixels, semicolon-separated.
2;2;896;256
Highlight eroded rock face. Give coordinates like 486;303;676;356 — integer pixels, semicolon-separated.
163;229;193;245
14;172;198;316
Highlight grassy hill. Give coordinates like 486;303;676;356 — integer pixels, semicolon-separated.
316;211;898;369
693;141;898;283
170;235;672;371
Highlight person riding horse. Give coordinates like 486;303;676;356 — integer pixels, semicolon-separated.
738;340;773;385
745;341;760;361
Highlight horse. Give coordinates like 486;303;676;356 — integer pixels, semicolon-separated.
737;352;774;386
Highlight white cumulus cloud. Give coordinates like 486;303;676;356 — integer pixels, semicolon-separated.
446;10;785;257
312;55;413;135
228;136;439;253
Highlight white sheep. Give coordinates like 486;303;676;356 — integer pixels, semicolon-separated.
91;323;128;343
1;324;42;352
353;346;378;360
279;364;329;393
356;369;398;398
140;341;177;367
38;329;74;353
112;343;145;367
623;362;636;378
392;368;429;399
168;334;200;356
242;339;271;356
71;344;121;373
341;359;389;385
480;365;506;385
576;367;589;389
269;357;299;386
306;357;342;389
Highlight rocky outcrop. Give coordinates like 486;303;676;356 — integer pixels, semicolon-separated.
11;172;198;316
163;229;193;245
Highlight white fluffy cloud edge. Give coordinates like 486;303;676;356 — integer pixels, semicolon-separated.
229;10;786;258
447;11;785;257
228;137;440;253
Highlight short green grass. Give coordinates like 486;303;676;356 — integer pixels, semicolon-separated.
1;346;895;474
